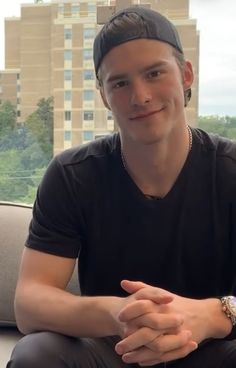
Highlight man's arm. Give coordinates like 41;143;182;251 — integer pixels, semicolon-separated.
15;247;123;337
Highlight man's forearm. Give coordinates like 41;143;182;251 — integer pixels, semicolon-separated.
15;283;123;337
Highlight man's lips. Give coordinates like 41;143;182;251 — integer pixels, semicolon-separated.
129;107;164;120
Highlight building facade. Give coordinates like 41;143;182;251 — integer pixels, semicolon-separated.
0;0;199;155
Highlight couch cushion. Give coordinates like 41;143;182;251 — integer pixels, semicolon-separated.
0;202;80;327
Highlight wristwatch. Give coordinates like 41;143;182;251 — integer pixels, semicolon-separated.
221;296;236;326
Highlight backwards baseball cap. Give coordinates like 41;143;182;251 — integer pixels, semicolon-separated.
93;6;184;76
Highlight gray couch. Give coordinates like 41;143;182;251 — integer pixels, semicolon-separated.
0;202;79;367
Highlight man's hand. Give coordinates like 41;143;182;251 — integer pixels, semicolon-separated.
114;280;205;365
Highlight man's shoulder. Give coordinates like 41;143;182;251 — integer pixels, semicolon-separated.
193;128;236;162
55;133;119;168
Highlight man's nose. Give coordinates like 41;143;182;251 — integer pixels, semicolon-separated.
130;80;152;107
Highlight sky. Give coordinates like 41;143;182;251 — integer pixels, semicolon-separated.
0;0;236;116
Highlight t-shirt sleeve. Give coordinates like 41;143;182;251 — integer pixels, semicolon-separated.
26;156;85;258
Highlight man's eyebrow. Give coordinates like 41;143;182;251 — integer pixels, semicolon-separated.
106;61;169;84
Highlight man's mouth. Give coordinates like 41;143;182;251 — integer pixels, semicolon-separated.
129;107;164;120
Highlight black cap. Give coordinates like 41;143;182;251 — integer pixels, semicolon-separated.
93;6;184;76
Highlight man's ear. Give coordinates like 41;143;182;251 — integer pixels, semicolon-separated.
183;60;194;89
99;87;111;110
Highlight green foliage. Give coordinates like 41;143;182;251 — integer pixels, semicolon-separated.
198;115;236;139
0;98;53;204
25;97;53;163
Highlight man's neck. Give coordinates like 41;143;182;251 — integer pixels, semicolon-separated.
120;126;191;198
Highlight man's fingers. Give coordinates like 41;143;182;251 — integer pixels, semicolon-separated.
116;327;191;356
121;280;173;305
115;327;159;354
118;331;197;364
123;312;184;333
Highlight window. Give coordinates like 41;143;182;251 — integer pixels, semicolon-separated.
17;110;21;117
64;70;72;81
64;131;71;141
64;91;72;101
83;90;94;101
65;111;71;121
64;29;72;40
84;28;96;39
88;4;96;14
107;110;113;120
83;111;94;120
83;70;94;80
83;131;93;141
64;50;72;61
83;49;93;61
71;5;79;16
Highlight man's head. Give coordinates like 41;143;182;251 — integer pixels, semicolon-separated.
93;6;191;106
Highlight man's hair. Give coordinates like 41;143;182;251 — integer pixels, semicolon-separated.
94;7;191;106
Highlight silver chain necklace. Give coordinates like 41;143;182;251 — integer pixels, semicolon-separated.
121;125;193;172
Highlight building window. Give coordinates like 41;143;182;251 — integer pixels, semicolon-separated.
65;111;71;121
64;91;72;101
83;90;94;101
83;70;94;80
64;70;72;81
72;5;79;16
17;97;21;105
84;28;96;39
64;131;71;141
83;111;94;120
64;50;72;61
107;110;113;120
83;131;93;141
64;29;72;40
17;110;21;117
17;85;21;92
83;49;93;60
58;4;64;15
88;4;96;14
17;73;20;80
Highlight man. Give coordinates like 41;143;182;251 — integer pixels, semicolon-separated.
8;6;236;368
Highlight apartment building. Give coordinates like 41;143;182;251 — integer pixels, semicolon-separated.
0;0;199;155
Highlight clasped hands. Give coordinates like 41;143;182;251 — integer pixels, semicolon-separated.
114;280;209;366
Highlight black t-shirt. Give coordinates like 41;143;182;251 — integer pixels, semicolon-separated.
26;128;236;300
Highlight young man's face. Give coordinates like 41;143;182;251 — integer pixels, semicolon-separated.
99;38;193;146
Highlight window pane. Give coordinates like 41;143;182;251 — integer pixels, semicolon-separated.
64;131;71;141
65;111;71;120
107;110;113;120
84;28;95;39
64;91;71;101
83;131;93;141
83;90;94;100
83;70;94;80
64;70;72;81
83;111;94;120
64;50;72;61
88;4;96;14
64;29;72;40
83;49;93;60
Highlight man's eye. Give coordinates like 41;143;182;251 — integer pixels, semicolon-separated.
148;70;161;78
113;80;128;89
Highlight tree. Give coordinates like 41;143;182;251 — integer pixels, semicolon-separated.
0;101;17;150
198;115;236;139
0;97;53;203
25;97;53;163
